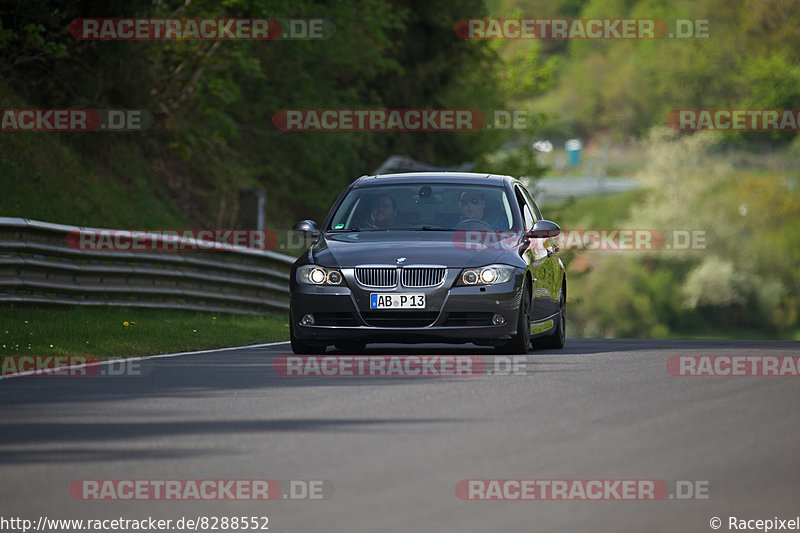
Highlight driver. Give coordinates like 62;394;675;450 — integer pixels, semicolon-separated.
369;194;398;229
460;191;487;220
459;191;505;229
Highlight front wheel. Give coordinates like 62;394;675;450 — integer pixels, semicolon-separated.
496;279;531;355
538;287;566;350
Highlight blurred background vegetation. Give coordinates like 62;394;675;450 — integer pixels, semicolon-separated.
1;0;798;339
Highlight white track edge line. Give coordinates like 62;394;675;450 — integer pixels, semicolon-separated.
0;340;290;381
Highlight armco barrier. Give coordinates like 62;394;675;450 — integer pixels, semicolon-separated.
0;218;296;314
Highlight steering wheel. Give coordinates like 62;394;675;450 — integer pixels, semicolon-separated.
455;218;494;230
348;214;376;230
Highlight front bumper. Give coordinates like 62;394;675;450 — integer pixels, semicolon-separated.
290;268;524;344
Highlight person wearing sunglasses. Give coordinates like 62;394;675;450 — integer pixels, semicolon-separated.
457;191;505;229
460;191;486;219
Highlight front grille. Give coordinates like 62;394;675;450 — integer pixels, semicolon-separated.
401;267;446;288
361;311;439;328
355;267;397;287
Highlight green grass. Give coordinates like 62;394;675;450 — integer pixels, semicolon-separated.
0;306;289;360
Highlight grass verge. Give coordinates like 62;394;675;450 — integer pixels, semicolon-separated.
0;306;289;360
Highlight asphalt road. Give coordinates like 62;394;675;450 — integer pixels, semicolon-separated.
1;339;799;533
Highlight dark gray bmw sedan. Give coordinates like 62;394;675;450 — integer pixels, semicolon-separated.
289;172;566;354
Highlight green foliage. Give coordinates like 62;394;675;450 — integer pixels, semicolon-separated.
476;139;548;178
0;16;67;74
497;0;800;140
2;0;532;227
568;257;672;338
727;53;800;143
4;0;797;341
560;129;800;338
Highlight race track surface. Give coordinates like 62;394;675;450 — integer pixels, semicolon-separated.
2;339;799;533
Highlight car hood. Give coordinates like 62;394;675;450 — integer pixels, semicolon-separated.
308;231;521;268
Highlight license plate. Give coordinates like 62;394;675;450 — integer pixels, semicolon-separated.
370;293;426;309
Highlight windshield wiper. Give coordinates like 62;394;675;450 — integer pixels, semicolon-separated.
384;226;451;231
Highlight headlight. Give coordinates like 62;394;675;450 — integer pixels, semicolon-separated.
457;264;515;286
297;265;344;285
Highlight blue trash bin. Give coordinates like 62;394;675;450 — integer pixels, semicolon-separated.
565;139;582;167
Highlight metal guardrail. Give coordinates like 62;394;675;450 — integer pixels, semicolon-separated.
0;218;297;315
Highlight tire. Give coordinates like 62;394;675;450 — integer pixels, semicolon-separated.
538;285;566;350
496;279;531;355
290;321;327;355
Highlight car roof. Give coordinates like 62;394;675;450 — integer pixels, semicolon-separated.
352;172;518;187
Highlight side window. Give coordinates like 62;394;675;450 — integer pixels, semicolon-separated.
520;185;543;221
515;186;536;230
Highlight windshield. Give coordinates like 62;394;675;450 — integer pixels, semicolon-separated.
327;183;515;231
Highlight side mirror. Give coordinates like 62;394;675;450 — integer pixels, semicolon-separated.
292;219;319;238
527;220;561;239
